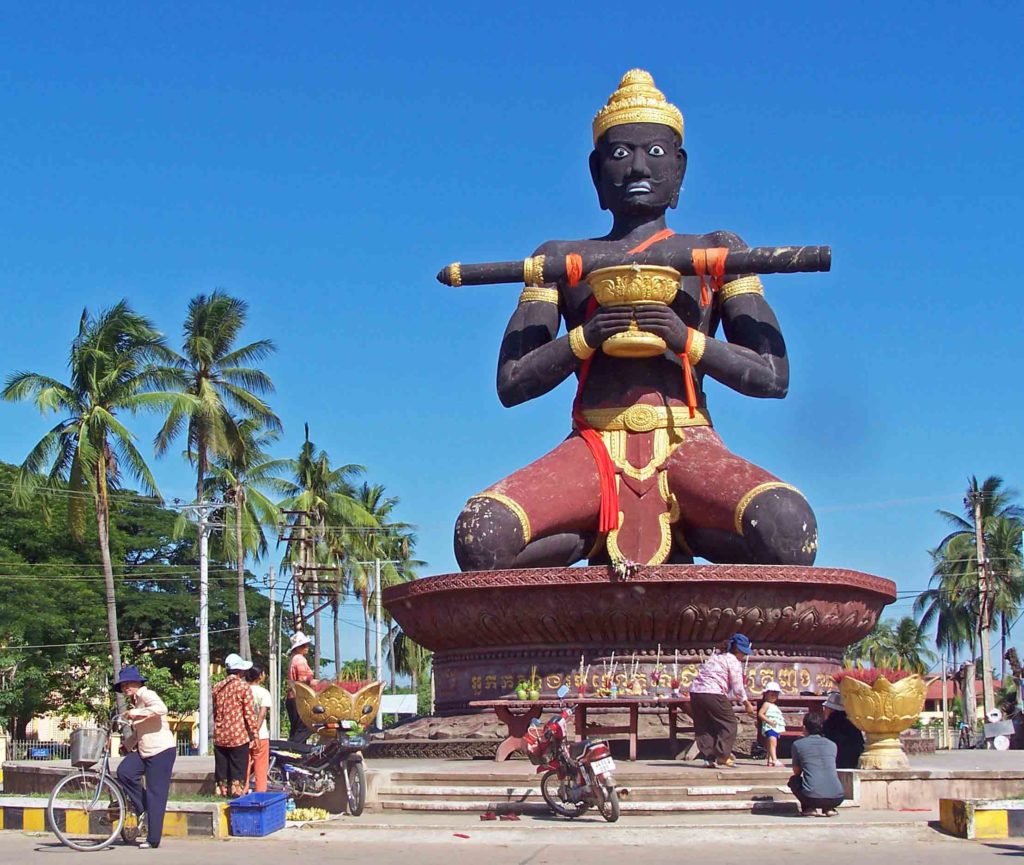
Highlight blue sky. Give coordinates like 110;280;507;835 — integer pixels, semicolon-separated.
1;3;1022;654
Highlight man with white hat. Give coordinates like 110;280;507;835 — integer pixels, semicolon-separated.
286;633;317;742
822;690;864;769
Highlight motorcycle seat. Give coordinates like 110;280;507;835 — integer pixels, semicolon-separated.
269;739;317;754
570;740;590;760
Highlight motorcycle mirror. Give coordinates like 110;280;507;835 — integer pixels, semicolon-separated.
312;705;326;714
557;684;570;699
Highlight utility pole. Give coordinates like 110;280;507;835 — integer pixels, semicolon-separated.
268;565;279;739
967;490;996;719
941;654;949;749
179;501;228;758
374;558;383;681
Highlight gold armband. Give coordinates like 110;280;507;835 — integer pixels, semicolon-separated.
518;287;559;305
569;326;595;361
449;262;462;288
686;329;706;366
717;276;764;304
523;255;546;287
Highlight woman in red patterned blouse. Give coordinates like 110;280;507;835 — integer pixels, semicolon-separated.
212;653;258;797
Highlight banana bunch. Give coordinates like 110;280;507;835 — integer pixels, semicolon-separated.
286;807;331;822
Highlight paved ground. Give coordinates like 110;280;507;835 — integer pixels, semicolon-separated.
0;830;1020;864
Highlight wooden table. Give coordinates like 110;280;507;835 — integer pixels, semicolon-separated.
471;695;827;762
470;697;691;762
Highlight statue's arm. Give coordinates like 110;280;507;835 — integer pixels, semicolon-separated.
632;231;790;399
496;298;575;407
496;244;634;408
703;230;790;399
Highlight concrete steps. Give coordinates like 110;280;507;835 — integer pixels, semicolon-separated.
372;767;857;815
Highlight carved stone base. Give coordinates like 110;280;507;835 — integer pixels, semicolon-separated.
384;564;896;713
859;733;910;770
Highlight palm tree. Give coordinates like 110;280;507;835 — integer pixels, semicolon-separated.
2;302;189;685
156;290;280;507
278;424;372;672
343;483;416;680
916;538;980;669
885;616;935;673
206;418;290;659
930;476;1024;677
390;629;432;695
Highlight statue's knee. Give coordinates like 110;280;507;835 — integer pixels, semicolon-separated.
454;495;528;571
739;486;817;565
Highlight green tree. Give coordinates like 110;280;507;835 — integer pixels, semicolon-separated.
207;419;289;659
278;424;371;671
155;290;280;650
926;476;1023;678
2;302;188;687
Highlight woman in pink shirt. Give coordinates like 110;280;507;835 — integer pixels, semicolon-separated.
286;632;317;742
689;633;757;768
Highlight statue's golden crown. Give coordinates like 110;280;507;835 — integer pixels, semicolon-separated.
592;69;684;145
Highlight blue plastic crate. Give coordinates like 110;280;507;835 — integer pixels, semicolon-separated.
228;791;289;837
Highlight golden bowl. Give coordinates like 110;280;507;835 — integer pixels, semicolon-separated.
585;263;682;358
294;680;384;736
839;674;926;769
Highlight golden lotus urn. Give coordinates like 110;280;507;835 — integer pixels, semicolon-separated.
294;680;384;737
585;263;682;358
839;674;926;770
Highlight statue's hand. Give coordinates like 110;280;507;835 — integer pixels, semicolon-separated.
582;306;635;348
633;304;688;354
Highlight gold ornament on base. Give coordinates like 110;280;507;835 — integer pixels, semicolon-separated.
294;680;384;737
839;673;926;770
585;263;682;358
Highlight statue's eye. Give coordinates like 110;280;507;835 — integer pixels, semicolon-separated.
649;145;666;156
612;146;630;159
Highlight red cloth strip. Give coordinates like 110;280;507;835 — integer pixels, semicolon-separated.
680;329;698;419
565;253;584;287
628;228;675;255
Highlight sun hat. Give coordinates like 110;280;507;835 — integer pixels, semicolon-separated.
224;653;254;672
823;690;844;712
113;665;147;692
727;633;753;655
763;681;782;693
289;632;312;652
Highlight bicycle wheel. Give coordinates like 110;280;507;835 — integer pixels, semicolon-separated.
48;770;126;851
344;760;366;816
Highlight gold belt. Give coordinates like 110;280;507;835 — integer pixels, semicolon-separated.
581;404;711;433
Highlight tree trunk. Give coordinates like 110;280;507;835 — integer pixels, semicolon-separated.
235;485;250;660
1001;613;1008;682
332;596;342;679
96;451;124;712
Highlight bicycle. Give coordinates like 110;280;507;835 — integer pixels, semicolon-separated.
46;714;144;851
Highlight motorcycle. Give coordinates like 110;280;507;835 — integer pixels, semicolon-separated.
522;685;620;822
268;707;368;816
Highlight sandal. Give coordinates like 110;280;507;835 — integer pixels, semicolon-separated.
717;756;736;768
823;809;839;818
480;811;497;821
799;808;817;817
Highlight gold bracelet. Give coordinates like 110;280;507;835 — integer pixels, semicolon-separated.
569;326;595;360
518;287;559;305
449;262;462;288
523;255;546;287
686;329;706;366
717;276;764;304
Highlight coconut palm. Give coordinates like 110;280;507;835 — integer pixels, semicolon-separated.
885;616;935;673
343;483;416;680
916;537;980;667
2;302;190;685
206;418;290;659
155;291;280;506
928;476;1024;677
278;424;372;671
390;629;432;695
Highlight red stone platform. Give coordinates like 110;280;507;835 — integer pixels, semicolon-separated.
383;564;896;713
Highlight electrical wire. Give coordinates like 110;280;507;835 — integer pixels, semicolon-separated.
1;626;240;652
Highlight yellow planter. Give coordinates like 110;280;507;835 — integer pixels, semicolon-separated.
839;673;926;770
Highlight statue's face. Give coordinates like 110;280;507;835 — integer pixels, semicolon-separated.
590;123;686;216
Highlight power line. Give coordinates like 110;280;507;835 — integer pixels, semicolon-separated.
1;626;240;652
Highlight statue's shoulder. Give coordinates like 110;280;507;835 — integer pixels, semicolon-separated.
529;238;593;256
700;229;747;250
